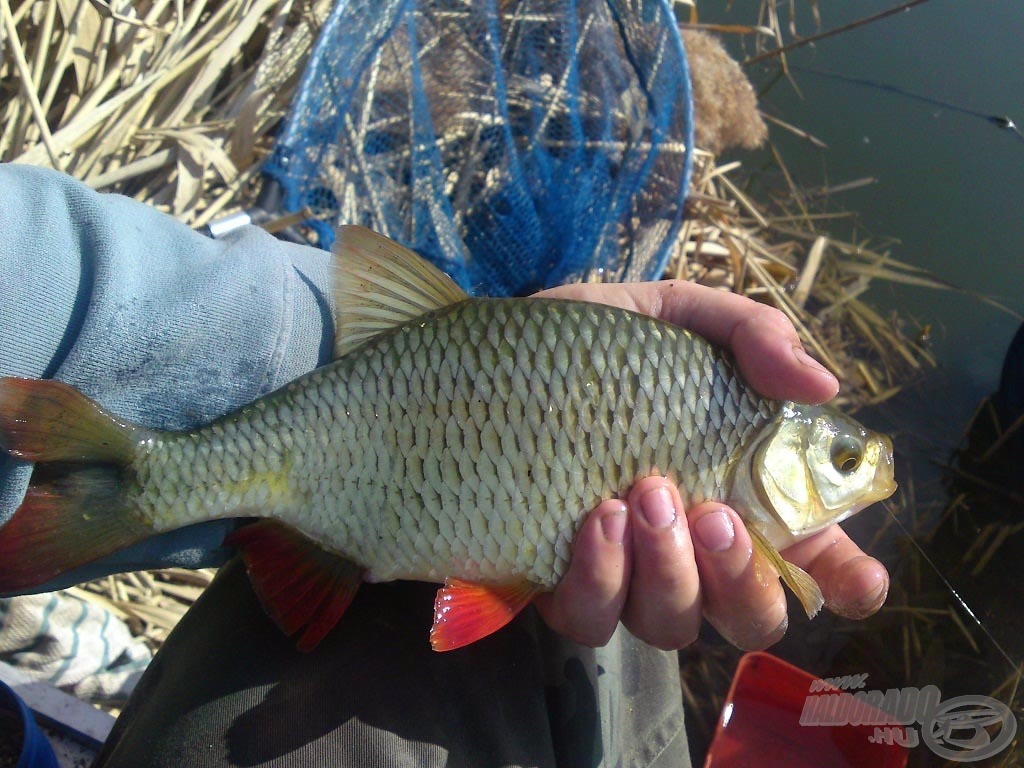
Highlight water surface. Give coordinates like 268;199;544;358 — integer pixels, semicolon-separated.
689;2;1024;763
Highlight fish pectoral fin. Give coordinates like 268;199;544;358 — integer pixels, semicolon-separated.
225;521;364;652
430;578;540;652
747;525;825;619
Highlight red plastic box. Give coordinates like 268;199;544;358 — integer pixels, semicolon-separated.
704;652;909;767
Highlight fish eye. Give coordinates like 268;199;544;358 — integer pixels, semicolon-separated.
830;436;863;474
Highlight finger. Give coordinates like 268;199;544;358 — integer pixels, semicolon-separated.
619;477;702;650
534;499;630;646
687;503;789;650
535;280;838;404
647;284;838;404
782;525;889;620
724;304;839;404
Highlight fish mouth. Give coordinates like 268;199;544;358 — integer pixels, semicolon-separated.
868;434;898;502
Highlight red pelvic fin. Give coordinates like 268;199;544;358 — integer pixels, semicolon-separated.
226;521;364;652
430;578;540;652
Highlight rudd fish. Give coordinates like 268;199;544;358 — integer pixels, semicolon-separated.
0;227;896;652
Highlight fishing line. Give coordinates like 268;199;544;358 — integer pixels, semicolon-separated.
791;65;1024;143
881;499;1024;687
744;0;936;66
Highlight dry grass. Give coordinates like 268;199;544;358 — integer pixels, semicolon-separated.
669;146;938;407
1;0;333;225
65;569;217;653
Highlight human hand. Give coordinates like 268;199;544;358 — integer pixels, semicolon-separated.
531;280;890;651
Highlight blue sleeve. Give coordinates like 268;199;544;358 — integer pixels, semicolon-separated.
0;164;333;589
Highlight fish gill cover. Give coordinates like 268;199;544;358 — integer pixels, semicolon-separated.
263;0;694;297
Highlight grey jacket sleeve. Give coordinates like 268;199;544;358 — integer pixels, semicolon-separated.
0;163;333;588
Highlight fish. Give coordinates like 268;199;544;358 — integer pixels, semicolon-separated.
0;226;897;652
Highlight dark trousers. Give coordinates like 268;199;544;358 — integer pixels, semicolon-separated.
94;559;691;767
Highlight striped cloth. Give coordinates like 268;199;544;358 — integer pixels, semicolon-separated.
0;592;151;704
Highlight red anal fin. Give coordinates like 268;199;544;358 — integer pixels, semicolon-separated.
225;521;363;652
430;578;540;652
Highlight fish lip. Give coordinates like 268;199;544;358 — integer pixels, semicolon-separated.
869;434;898;500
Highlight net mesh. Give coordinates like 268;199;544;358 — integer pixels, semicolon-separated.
264;0;693;297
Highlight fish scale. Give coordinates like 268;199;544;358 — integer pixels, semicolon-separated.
129;298;775;588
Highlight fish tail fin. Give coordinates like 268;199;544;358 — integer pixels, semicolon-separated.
0;377;148;463
0;377;154;591
0;467;153;591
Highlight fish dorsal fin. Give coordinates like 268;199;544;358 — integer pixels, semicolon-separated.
331;226;469;358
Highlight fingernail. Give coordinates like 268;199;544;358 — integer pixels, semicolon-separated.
639;484;676;528
793;346;830;376
852;579;889;619
693;508;735;552
773;613;789;638
600;503;628;544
